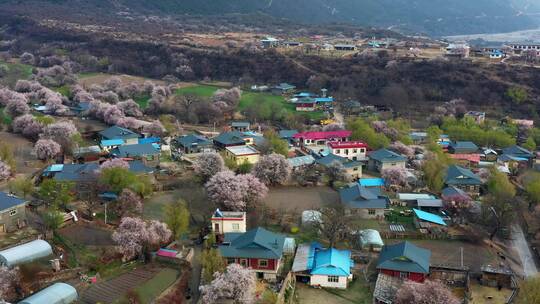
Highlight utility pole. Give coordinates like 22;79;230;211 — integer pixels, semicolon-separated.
460;247;464;268
104;202;108;225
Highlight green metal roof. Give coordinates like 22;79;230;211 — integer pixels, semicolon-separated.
219;227;286;259
377;241;431;274
445;165;482;186
369;148;407;163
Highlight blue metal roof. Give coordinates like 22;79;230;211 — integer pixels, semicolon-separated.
0;192;26;212
46;164;64;173
315;97;334;103
99;125;140;140
339;184;389;209
113;143;160;158
311;248;352;277
288;155;315;168
359;178;385;187
19;282;78;304
278;130;299;139
101;139;124;147
445;165;482;186
139;137;161;144
413;209;446;226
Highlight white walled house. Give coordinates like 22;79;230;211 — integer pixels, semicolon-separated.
327;141;368;161
211;209;246;242
292;243;353;289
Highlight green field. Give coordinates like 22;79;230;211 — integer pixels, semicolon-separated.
135;268;179;303
175;84;326;120
0;60;33;86
135;95;150;109
54;85;71;97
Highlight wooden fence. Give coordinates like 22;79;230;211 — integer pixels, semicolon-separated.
276;272;295;304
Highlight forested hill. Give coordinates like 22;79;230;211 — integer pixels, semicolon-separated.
2;0;540;36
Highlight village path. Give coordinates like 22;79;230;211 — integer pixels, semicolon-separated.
333;108;345;126
511;224;538;277
188;244;203;303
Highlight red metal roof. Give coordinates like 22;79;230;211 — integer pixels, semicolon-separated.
328;141;368;149
293;130;352;140
449;154;481;163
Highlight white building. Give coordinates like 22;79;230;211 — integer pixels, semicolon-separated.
327;141;368;161
210;209;246;236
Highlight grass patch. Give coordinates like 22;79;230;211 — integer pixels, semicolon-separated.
175;84;219;97
0;59;33;87
175;85;326;121
323;277;373;303
135;95;151;109
135;268;179;303
54;85;71;97
78;72;103;79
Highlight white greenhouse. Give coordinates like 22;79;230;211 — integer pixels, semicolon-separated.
19;282;78;304
0;240;53;267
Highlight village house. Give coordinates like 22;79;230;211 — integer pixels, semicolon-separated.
0;192;27;233
292;243;353;289
261;37;279;48
224;145;260;166
278;129;298;146
333;44;357;51
230;121;251;132
464;111;486;124
445;43;470;58
294;130;352;147
111;143;160;166
368;148;407;173
376;241;431;282
293;97;317;112
172;134;214;154
339;184;389;218
315;154;363;179
271;83;296;95
501;145;534;164
219;227;286;281
448;141;479;154
327;141;368;161
288;155;316;170
73;145;102;163
210;209;246;243
444;165;482;196
213;131;253;150
98;125;140;145
42;161;154;199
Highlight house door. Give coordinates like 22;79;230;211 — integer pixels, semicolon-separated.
0;224;5;233
214;223;220;233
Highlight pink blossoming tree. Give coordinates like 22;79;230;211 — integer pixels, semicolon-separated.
395;280;460;304
205;171;267;211
193;152;225;182
200;263;256;304
34;139;61;161
252;153;291;186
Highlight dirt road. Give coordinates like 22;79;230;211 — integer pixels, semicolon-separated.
511;224;538;277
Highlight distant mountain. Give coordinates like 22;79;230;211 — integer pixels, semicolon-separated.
2;0;540;36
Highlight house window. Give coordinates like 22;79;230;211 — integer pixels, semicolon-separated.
335;149;340;154
368;209;376;215
258;259;268;267
227;258;236;264
353;149;357;153
232;223;240;231
345;149;349;155
360;149;365;153
391;163;396;166
8;209;16;216
328;276;339;283
399;272;408;279
240;259;248;267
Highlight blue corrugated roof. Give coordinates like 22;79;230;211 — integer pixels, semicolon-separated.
139;137;160;144
47;164;64;172
219;227;286;259
359;178;385;187
0;192;26;212
113;143;160;157
377;242;431;274
369;148;407;163
413;209;446;226
315;97;334;103
311;248;352;276
99;125;140;140
101;139;124;147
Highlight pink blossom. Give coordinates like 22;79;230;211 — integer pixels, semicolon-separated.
252;153;291;185
200;264;256;304
0;161;11;181
34;139;61;161
117;100;143;117
205;171;268;211
5;97;30;117
99;158;129;171
395;280;460;304
193;152;225;181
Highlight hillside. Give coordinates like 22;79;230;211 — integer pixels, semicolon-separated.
1;0;540;36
